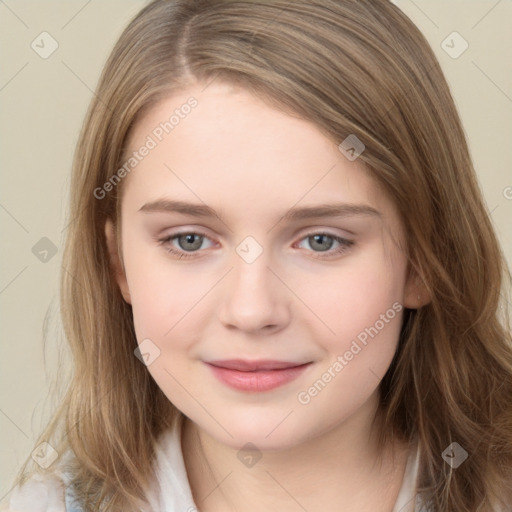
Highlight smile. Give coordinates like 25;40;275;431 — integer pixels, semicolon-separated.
205;360;313;392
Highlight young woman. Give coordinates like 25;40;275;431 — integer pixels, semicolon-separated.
2;1;511;511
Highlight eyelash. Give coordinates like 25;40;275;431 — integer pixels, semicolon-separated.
157;231;354;260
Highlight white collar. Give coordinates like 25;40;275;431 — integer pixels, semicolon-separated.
148;416;197;511
392;440;424;512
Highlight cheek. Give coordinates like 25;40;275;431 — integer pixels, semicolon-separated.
295;250;406;351
125;251;207;401
122;241;204;344
295;260;405;416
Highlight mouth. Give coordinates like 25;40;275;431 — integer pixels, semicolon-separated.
205;359;313;392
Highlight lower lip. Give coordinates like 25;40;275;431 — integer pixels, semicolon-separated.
206;363;312;392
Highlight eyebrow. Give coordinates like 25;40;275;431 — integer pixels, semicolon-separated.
139;199;381;221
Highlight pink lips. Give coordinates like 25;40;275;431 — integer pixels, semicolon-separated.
206;359;312;392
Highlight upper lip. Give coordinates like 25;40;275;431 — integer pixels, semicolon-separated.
206;359;311;371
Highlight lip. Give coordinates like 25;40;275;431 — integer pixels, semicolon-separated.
205;359;312;392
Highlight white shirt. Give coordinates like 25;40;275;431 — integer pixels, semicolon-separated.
1;423;427;512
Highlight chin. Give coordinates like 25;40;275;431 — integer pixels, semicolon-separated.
201;412;309;451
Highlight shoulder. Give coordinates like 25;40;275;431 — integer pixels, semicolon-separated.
0;472;68;512
0;451;84;512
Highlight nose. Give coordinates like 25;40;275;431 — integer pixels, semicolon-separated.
217;249;291;335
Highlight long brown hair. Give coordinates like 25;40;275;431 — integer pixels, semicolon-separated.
9;1;512;510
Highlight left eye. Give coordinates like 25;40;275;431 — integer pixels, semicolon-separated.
295;233;353;256
158;232;353;259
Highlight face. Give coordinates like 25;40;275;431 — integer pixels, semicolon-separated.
106;81;419;451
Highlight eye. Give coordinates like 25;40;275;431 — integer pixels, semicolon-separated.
158;232;214;259
295;232;354;258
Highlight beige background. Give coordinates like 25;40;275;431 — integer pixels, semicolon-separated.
1;0;511;499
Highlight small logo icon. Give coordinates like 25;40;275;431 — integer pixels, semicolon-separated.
31;442;58;469
441;32;469;59
236;236;263;264
442;442;468;468
237;442;262;468
32;237;58;263
134;338;161;366
338;134;365;161
31;32;59;59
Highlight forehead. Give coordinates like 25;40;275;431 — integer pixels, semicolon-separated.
121;82;393;223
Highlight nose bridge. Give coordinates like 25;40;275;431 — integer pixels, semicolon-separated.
218;239;289;332
233;249;272;294
231;234;274;291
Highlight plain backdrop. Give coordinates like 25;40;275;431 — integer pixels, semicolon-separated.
1;0;511;499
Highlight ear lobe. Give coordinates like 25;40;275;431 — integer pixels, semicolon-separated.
105;219;131;304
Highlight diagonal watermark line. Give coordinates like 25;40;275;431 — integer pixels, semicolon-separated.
60;204;88;234
200;71;222;94
163;267;234;337
61;60;112;111
201;1;293;93
0;0;29;29
164;164;233;233
368;367;382;382
407;0;439;28
381;59;443;120
61;0;93;29
243;0;293;51
266;266;336;335
0;408;29;439
472;61;512;103
471;0;502;30
0;266;28;295
488;204;499;217
62;266;109;314
198;471;233;503
266;164;336;234
163;367;234;438
62;372;130;448
0;62;29;92
201;68;224;94
397;496;419;512
0;483;18;505
265;409;294;438
264;470;309;511
0;203;29;233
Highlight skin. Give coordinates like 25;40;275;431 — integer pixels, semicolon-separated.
105;81;426;511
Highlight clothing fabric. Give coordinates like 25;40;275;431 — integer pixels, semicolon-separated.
1;423;428;512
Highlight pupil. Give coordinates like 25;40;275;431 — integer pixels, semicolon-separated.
180;234;202;251
311;234;332;251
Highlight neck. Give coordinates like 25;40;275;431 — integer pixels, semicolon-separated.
181;392;411;512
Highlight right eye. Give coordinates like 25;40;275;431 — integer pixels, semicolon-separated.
158;231;216;259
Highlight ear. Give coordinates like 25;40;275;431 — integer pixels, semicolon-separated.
403;264;431;310
105;219;131;304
